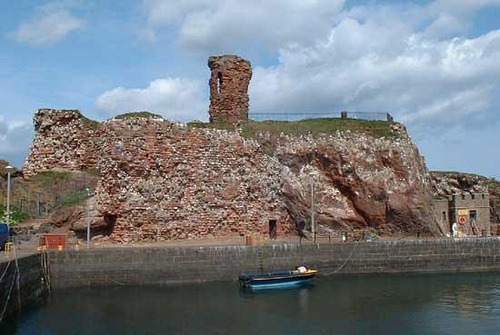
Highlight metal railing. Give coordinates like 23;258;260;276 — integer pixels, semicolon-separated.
249;111;392;122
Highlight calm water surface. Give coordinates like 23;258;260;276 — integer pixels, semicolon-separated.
2;272;500;335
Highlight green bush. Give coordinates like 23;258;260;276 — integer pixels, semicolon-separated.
0;205;30;225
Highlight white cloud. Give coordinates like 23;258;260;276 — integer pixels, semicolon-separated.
248;6;500;129
142;0;345;52
14;1;86;47
0;116;33;168
96;78;208;122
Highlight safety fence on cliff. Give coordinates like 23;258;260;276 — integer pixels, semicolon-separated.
249;111;393;122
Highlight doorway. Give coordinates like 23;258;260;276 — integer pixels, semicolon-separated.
268;220;277;239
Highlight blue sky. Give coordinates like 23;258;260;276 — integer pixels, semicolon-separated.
0;0;499;179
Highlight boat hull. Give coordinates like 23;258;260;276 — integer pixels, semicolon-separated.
239;270;318;290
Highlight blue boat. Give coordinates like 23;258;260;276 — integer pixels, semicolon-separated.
238;266;318;290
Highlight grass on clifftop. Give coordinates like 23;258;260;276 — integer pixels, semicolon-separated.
31;170;72;187
115;111;164;120
241;118;397;139
188;118;397;139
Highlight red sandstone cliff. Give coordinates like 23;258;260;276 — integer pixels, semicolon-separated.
23;110;440;242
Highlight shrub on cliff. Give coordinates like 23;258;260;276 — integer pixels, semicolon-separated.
0;205;29;225
114;111;164;120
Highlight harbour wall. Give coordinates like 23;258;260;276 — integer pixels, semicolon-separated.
48;237;500;288
0;253;47;323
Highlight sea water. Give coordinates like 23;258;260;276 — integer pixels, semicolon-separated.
2;272;500;335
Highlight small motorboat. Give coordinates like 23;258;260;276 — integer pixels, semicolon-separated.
238;266;318;290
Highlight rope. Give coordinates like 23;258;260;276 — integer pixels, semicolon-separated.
0;260;17;323
40;250;51;294
0;260;12;283
13;243;22;311
324;242;360;276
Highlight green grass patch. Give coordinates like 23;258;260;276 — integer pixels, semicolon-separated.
241;118;397;139
115;111;164;120
81;116;100;130
54;189;90;208
31;170;72;187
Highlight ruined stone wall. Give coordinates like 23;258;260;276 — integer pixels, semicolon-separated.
208;55;252;125
95;117;292;243
23;109;98;177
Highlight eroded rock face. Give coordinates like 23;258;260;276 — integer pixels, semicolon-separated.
265;126;437;235
431;172;488;196
208;55;252;125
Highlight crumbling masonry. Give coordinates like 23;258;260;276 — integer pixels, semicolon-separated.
208;55;252;125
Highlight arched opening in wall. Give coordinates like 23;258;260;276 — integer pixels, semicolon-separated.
217;72;223;94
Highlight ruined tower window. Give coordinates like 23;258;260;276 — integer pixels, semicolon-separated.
217;72;222;94
471;194;475;200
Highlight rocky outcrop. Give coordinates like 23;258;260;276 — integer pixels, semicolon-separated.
262;123;436;235
208;55;252;125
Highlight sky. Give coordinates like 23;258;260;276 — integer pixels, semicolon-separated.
0;0;499;179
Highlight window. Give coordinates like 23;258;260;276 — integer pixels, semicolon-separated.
217;72;222;94
471;194;475;200
442;211;447;222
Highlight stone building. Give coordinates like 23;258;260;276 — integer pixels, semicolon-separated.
208;55;252;125
434;193;490;236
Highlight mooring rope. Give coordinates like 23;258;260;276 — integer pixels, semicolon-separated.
13;243;22;312
323;242;360;276
0;260;17;323
40;250;51;294
0;260;12;283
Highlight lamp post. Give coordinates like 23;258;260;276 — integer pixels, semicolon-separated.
86;188;91;248
5;165;13;226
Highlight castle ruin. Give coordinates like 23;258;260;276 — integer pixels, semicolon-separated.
208;55;252;125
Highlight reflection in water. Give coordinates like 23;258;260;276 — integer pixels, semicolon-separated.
2;272;500;335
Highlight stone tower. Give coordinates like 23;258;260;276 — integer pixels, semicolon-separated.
208;55;252;125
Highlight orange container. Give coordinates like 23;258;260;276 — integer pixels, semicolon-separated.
40;234;67;250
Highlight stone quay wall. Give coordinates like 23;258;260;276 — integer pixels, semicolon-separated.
0;253;47;323
48;237;500;288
